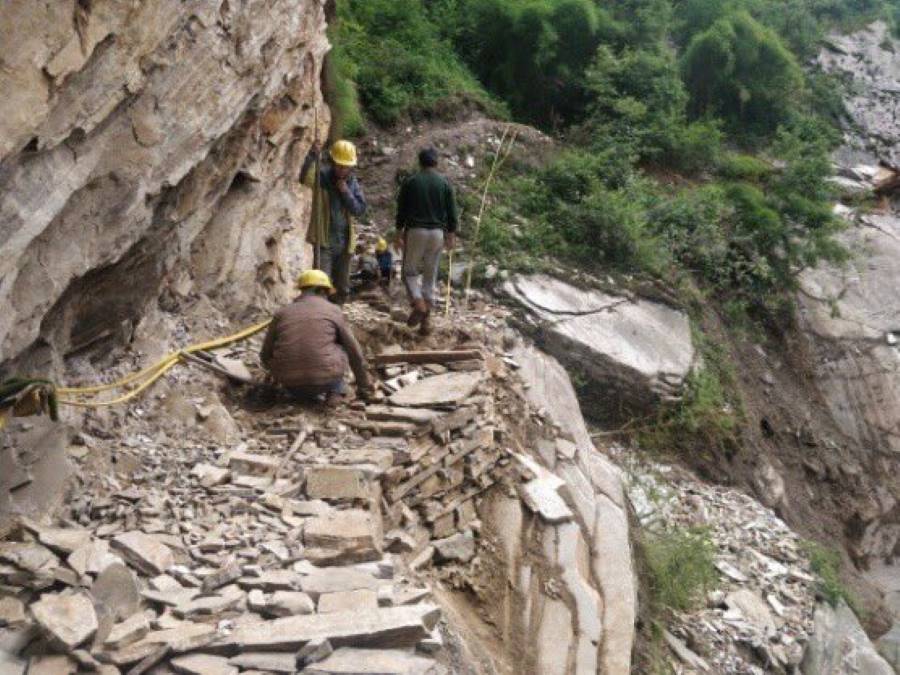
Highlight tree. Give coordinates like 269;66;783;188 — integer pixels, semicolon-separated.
681;11;803;136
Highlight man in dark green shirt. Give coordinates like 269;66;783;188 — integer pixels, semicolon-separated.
396;147;459;335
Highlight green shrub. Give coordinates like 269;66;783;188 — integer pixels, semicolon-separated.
333;0;498;126
682;11;804;136
323;48;366;138
645;527;718;611
718;153;773;181
800;541;860;610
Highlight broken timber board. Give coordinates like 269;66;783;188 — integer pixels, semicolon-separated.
374;350;483;366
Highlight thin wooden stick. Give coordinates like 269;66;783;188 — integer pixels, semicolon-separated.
463;126;519;307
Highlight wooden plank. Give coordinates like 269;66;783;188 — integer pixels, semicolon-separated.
373;350;483;366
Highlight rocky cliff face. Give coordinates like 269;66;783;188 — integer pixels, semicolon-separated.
0;0;328;377
798;22;900;569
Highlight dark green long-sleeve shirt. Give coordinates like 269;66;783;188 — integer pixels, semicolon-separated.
395;169;458;233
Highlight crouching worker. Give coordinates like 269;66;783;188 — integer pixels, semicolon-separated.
260;270;371;405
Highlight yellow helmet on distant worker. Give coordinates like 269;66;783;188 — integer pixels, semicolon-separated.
330;140;358;167
376;238;388;253
295;269;334;291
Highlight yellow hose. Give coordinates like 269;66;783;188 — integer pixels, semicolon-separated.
56;319;271;407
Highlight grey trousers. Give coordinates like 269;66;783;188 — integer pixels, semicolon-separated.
318;247;351;297
402;228;444;305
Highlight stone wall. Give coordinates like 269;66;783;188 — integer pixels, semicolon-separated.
0;0;329;376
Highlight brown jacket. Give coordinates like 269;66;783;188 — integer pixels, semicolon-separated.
260;295;369;389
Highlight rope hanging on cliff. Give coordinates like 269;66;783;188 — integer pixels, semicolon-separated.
55;319;272;408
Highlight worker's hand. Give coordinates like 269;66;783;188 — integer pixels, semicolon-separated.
335;177;350;195
445;232;456;251
309;140;321;156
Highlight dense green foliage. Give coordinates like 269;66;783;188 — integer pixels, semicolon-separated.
328;0;501;131
328;0;881;309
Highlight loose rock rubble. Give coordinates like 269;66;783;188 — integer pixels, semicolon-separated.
0;299;593;674
617;450;820;674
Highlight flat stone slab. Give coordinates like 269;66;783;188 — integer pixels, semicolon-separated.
0;596;26;626
31;592;98;649
389;372;482;408
105;613;150;649
317;588;378;614
35;527;92;554
520;477;573;524
229;652;298;673
111;531;174;575
299;567;381;599
305;466;371;500
216;604;441;652
304;647;440;674
171;653;238;675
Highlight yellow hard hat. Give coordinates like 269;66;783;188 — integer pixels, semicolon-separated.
295;269;334;291
376;238;388;253
330;140;358;167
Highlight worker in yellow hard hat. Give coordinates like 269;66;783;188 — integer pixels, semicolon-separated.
375;237;393;287
260;269;371;405
300;139;367;303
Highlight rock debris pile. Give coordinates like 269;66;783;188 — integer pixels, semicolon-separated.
0;301;569;674
619;452;820;674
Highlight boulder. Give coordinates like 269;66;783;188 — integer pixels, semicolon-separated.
504;274;694;420
802;601;894;675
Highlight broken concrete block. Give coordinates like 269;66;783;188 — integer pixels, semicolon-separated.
170;653;238;675
216;605;441;652
111;531;174;575
104;613;150;649
228;452;278;476
304;509;383;565
31;592;98;649
229;651;298;673
433;532;476;564
305;466;372;500
303;647;440;674
317;589;378;614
